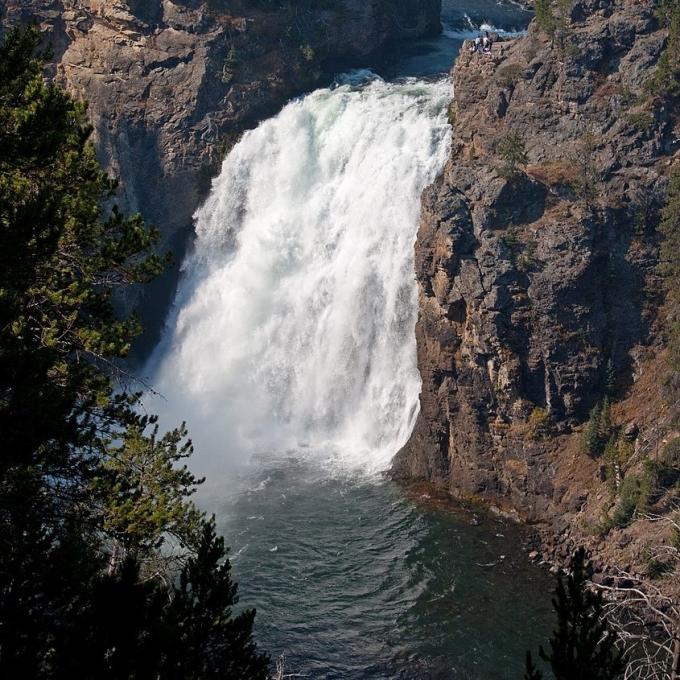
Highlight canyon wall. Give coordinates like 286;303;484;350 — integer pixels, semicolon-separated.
1;0;441;348
395;0;679;574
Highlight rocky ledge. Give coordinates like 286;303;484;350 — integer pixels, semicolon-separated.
394;0;679;587
1;0;441;349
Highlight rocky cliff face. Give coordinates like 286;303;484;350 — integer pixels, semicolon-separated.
1;0;441;348
395;0;677;557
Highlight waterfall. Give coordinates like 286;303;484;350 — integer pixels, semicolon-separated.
147;73;451;477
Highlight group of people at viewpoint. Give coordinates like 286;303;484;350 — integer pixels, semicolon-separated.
471;31;494;54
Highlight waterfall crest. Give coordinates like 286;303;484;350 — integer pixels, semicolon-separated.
148;74;451;475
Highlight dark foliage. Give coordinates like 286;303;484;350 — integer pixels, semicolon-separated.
525;548;626;680
0;26;268;678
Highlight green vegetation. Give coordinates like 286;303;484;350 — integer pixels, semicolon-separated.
497;132;529;179
643;438;680;489
583;398;612;457
525;548;626;680
602;434;633;485
645;0;680;98
659;168;680;380
447;103;457;127
496;63;524;89
632;188;656;240
528;407;550;440
517;240;538;273
533;0;573;53
503;227;539;273
598;435;679;532
570;128;599;207
221;45;239;83
589;157;680;552
611;473;653;528
672;512;680;549
605;358;617;397
659;437;680;483
300;43;315;61
620;85;637;106
503;225;521;250
96;420;205;563
0;27;268;677
534;0;557;36
641;545;674;578
625;110;655;131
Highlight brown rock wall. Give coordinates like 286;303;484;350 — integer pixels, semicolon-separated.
1;0;441;349
394;0;674;529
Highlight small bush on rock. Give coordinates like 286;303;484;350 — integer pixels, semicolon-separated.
612;473;653;528
496;63;524;89
528;407;550;440
497;132;529;179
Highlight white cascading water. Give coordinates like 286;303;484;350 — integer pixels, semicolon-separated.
147;73;451;477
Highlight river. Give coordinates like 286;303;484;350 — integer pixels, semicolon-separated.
145;2;554;677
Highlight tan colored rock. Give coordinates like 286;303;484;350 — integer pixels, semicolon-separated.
2;0;441;345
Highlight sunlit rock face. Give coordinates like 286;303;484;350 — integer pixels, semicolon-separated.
394;0;669;521
1;0;441;340
2;0;441;247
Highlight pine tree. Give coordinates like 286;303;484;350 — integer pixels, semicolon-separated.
96;418;205;570
497;132;529;179
660;168;680;379
163;520;270;680
605;358;617;396
0;27;270;677
526;548;626;680
584;401;603;455
534;0;556;35
0;25;164;671
599;397;612;442
0;26;167;481
646;0;680;98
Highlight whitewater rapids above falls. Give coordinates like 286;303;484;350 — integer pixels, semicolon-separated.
145;73;452;478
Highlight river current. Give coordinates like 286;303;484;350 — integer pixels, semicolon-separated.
146;2;554;677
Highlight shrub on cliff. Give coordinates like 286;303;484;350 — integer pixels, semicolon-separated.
612;473;653;528
646;0;680;98
583;398;612;457
533;0;573;53
0;26;268;678
660;168;680;379
496;63;524;89
497;132;528;180
534;0;556;36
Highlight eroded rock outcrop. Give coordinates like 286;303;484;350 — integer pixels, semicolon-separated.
395;0;676;535
1;0;441;346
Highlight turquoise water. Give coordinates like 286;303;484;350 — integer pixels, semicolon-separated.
218;459;553;679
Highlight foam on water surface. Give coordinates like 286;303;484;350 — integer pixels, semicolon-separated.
146;75;451;478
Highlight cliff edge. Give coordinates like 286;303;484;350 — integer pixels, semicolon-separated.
1;0;441;349
395;0;680;585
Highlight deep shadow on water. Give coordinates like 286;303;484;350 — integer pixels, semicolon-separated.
217;459;553;679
